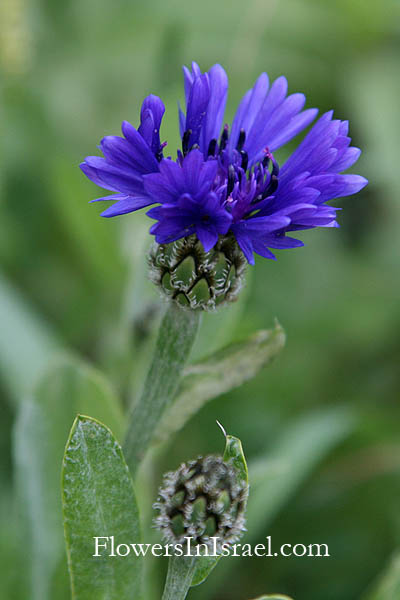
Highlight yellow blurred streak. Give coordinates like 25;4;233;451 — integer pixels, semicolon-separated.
0;0;32;75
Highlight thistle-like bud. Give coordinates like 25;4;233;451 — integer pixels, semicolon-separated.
148;234;247;311
153;455;248;549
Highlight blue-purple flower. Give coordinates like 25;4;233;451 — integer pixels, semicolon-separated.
81;63;367;264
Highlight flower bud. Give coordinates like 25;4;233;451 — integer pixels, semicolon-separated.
148;234;247;311
153;455;248;549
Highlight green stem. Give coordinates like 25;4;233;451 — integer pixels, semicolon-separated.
124;302;201;475
162;555;198;600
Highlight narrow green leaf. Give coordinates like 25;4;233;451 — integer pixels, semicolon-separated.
0;272;62;404
62;415;142;599
363;551;400;600
247;407;354;538
190;553;221;588
191;428;248;588
223;432;249;485
211;407;354;587
248;596;293;600
124;302;201;474
154;322;285;445
13;359;124;600
49;160;125;289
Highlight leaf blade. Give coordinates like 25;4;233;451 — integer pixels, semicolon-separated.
155;323;286;444
62;415;142;600
13;358;125;600
247;407;355;537
223;433;249;485
210;407;355;589
363;551;400;600
248;596;294;600
0;272;62;405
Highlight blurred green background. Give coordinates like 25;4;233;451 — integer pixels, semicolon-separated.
1;0;400;599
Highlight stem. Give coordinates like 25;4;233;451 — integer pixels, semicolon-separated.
124;302;201;475
162;555;198;600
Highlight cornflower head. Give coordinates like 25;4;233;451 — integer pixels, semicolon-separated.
81;62;367;310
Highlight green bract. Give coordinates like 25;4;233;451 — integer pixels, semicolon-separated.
148;234;247;311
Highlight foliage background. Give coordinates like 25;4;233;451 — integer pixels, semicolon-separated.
1;0;399;599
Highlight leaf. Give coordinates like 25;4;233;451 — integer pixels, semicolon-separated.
62;415;142;599
191;555;221;588
49;159;125;290
211;407;355;588
248;596;293;600
154;322;286;445
363;551;400;600
13;358;124;600
123;302;201;474
0;272;62;405
246;407;355;538
0;485;28;598
191;428;248;588
223;431;249;485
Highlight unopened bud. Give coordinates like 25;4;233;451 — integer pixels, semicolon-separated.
153;455;248;549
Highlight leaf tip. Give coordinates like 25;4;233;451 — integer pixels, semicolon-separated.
216;420;227;438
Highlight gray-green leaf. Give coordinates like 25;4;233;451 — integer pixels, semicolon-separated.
248;596;293;600
210;407;354;588
155;323;285;445
191;555;221;588
13;358;124;600
0;272;62;405
247;407;354;538
223;431;248;485
62;415;142;599
363;551;400;600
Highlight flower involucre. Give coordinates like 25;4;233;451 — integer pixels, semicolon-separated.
81;62;367;306
148;234;246;310
154;455;248;549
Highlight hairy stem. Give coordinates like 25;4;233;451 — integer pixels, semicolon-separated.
124;302;201;475
162;554;198;600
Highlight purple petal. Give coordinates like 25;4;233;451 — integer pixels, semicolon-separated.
307;174;368;203
251;241;276;260
183;65;194;104
196;226;219;252
100;135;157;174
80;160;145;195
229;73;269;154
331;147;362;172
89;193;125;203
101;196;153;217
138;95;165;155
200;64;228;152
231;226;255;264
185;73;210;147
121;121;159;171
268;108;318;151
261;235;304;249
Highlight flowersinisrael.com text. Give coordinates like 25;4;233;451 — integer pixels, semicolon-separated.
93;536;330;558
